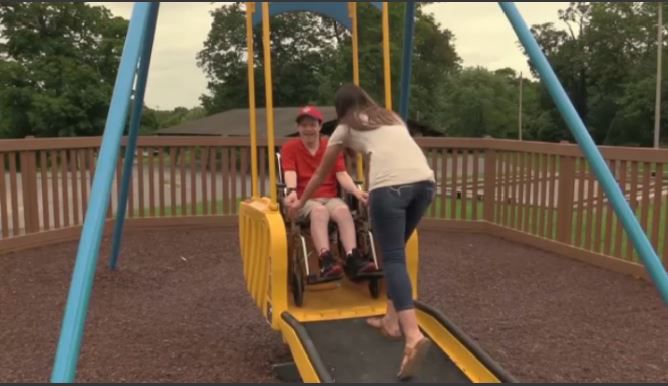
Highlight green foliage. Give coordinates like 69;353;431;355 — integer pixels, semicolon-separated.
195;2;461;127
438;67;542;139
2;1;667;146
140;106;206;134
0;2;128;138
526;2;668;146
196;2;347;113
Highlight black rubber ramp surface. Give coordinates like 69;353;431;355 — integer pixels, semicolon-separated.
302;317;471;383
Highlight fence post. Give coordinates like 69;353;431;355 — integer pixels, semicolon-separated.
483;147;497;223
556;141;576;243
20;138;39;234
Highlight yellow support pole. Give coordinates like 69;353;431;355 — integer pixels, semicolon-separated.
261;2;277;203
245;2;259;198
382;1;392;110
349;2;365;185
350;2;360;86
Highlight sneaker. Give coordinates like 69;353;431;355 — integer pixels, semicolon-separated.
319;250;343;279
345;248;378;277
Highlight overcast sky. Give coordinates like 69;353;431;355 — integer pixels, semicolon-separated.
91;2;569;110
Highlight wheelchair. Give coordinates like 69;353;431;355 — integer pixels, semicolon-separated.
275;152;383;307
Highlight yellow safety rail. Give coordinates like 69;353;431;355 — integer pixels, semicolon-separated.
416;308;503;383
261;2;278;204
245;3;259;198
348;2;365;185
406;230;420;299
382;2;392;110
278;319;321;382
238;198;288;330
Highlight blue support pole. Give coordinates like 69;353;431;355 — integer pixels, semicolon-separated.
498;2;668;304
398;1;416;121
50;3;154;382
109;3;160;271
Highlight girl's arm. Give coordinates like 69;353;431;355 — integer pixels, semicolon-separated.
295;144;343;205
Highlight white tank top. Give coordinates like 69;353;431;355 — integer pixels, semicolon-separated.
327;121;435;191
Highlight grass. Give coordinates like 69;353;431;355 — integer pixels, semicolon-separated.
128;191;665;265
426;193;666;265
426;196;480;220
485;196;667;264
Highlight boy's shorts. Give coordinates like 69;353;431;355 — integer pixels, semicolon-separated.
296;197;347;222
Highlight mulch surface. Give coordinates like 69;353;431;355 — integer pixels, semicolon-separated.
1;228;667;382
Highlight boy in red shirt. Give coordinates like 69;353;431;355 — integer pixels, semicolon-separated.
281;106;377;279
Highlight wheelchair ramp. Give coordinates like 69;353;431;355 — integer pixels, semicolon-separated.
278;301;516;383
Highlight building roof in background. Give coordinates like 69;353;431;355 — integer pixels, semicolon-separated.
156;105;442;138
156;106;337;137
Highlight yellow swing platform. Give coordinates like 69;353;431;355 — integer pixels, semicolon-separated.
238;2;516;383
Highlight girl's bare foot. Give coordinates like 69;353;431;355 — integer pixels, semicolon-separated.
397;336;431;380
366;316;402;339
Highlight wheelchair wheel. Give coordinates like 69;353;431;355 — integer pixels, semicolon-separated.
368;277;380;299
290;234;307;307
292;270;304;307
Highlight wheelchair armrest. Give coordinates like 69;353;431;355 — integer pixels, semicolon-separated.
276;183;288;197
341;190;366;219
276;182;290;218
352;181;367;210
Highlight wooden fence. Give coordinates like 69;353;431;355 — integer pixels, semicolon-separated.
1;136;667;272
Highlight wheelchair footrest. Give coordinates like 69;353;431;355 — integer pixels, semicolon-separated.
306;274;341;285
347;270;384;282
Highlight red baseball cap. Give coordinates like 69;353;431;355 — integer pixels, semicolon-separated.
296;105;323;123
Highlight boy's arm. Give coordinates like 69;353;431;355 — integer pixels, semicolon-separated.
336;171;362;197
281;144;298;202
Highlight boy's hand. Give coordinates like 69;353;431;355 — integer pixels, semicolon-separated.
354;190;369;206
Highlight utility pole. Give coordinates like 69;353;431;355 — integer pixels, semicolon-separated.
518;72;523;140
654;1;663;149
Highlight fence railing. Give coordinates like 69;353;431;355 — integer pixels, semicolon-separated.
1;135;667;269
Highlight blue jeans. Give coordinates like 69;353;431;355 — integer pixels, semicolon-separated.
369;180;435;311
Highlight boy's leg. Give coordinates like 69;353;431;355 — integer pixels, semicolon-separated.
302;199;342;279
326;198;377;275
302;200;330;253
326;198;356;253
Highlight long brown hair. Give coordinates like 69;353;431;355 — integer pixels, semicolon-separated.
334;83;403;131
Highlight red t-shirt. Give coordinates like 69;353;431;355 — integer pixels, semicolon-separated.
280;137;346;198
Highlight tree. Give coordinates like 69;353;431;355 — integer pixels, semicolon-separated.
142;105;207;134
527;3;591;143
407;5;461;128
525;2;668;145
0;2;128;138
439;67;542;139
195;2;461;134
196;2;345;114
